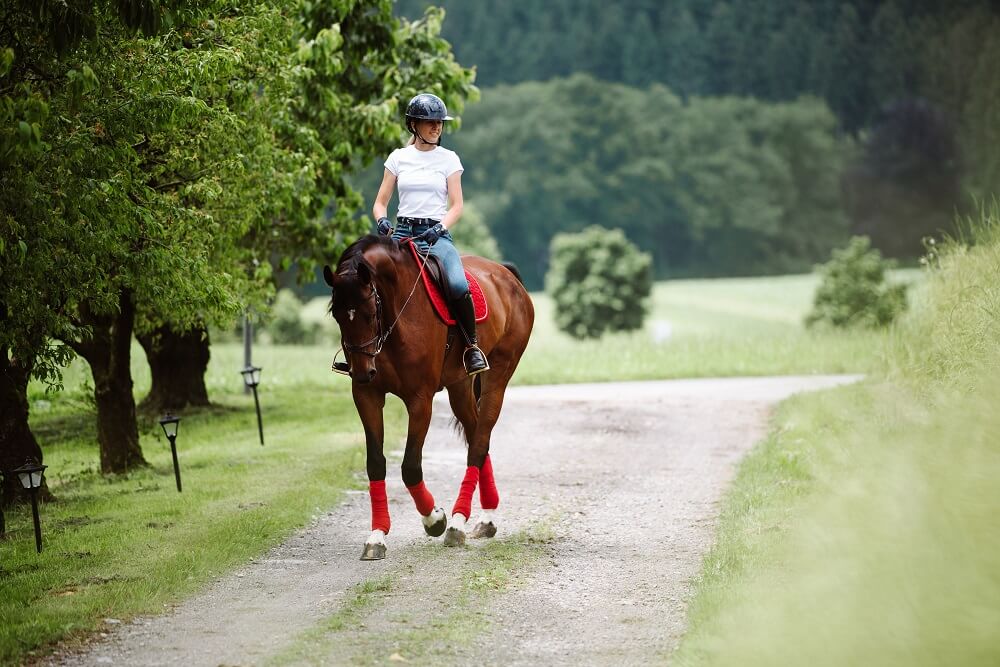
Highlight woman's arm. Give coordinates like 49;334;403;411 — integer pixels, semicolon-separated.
372;168;396;221
440;171;464;230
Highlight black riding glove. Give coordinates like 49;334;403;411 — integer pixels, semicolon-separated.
416;223;446;246
376;217;393;236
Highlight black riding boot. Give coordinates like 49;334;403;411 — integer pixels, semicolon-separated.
453;293;489;376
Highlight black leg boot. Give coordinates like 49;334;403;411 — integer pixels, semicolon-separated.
453;293;489;376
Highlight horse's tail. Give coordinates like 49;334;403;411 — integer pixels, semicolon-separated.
501;261;524;285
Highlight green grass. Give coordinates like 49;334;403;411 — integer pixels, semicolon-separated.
672;219;1000;666
515;271;917;384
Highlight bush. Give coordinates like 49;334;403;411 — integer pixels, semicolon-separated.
450;202;503;260
545;225;652;339
266;289;319;344
805;236;908;329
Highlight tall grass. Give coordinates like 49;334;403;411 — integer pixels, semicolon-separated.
673;208;1000;666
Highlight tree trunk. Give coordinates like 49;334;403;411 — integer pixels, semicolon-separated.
0;349;51;513
69;291;147;474
137;324;211;414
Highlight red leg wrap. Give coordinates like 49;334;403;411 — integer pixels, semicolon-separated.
369;480;391;534
479;455;500;510
452;466;480;519
406;481;436;517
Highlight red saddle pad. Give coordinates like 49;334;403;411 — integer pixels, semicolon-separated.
407;242;488;325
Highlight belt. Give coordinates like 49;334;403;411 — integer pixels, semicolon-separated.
397;216;440;226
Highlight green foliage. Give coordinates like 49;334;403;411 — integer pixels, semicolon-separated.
265;289;319;345
449;202;502;260
805;236;908;329
455;74;849;286
545;225;651;339
1;0;477;378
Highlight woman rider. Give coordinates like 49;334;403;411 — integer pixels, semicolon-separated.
372;92;488;376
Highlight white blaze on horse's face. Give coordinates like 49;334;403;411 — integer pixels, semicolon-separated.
348;309;356;321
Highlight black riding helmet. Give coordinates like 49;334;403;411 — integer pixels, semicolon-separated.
405;93;453;146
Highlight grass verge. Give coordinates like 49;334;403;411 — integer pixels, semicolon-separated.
672;212;1000;666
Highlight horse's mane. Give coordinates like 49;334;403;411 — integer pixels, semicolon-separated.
336;234;404;275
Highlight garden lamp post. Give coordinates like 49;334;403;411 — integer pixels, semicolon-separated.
158;414;183;492
13;460;46;553
240;365;264;446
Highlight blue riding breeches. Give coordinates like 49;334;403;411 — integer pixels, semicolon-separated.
392;220;470;300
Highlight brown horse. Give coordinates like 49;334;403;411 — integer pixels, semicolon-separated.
322;235;534;560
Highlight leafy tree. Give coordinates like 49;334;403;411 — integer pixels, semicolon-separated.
138;2;477;413
1;0;190;492
545;226;652;339
805;236;908;329
1;0;477;477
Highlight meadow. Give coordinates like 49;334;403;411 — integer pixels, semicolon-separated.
3;267;916;663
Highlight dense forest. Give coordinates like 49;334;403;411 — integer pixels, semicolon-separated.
385;0;1000;286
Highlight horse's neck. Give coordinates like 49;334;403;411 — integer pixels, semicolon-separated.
368;247;418;314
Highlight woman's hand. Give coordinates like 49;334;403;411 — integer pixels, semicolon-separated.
416;223;447;246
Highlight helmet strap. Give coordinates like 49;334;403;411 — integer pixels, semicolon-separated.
414;127;441;148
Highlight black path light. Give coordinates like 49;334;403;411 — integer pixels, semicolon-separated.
12;459;46;553
240;365;264;446
158;413;183;492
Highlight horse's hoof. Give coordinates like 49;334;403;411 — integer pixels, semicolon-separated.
423;509;447;538
470;521;497;539
360;543;387;560
442;527;466;547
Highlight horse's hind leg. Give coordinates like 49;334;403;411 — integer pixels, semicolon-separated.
402;395;447;537
470;453;499;539
445;358;518;546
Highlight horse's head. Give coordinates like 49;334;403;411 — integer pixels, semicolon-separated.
323;257;383;383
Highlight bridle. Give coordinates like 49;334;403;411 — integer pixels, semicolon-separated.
332;240;432;376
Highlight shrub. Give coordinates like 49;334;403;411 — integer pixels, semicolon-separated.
266;289;318;344
450;202;503;260
805;236;908;329
545;225;652;339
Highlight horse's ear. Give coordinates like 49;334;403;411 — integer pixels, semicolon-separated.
356;261;372;285
322;265;335;287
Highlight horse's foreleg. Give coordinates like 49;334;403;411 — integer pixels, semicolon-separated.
402;396;447;537
354;388;389;560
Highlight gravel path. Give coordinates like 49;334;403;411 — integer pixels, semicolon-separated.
43;375;858;667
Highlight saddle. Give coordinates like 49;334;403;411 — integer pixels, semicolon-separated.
407;242;488;325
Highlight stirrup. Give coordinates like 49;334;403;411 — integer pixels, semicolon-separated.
464;345;490;376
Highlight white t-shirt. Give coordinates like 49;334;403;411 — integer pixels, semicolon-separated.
384;145;464;220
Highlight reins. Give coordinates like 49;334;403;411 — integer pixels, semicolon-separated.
332;239;433;375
